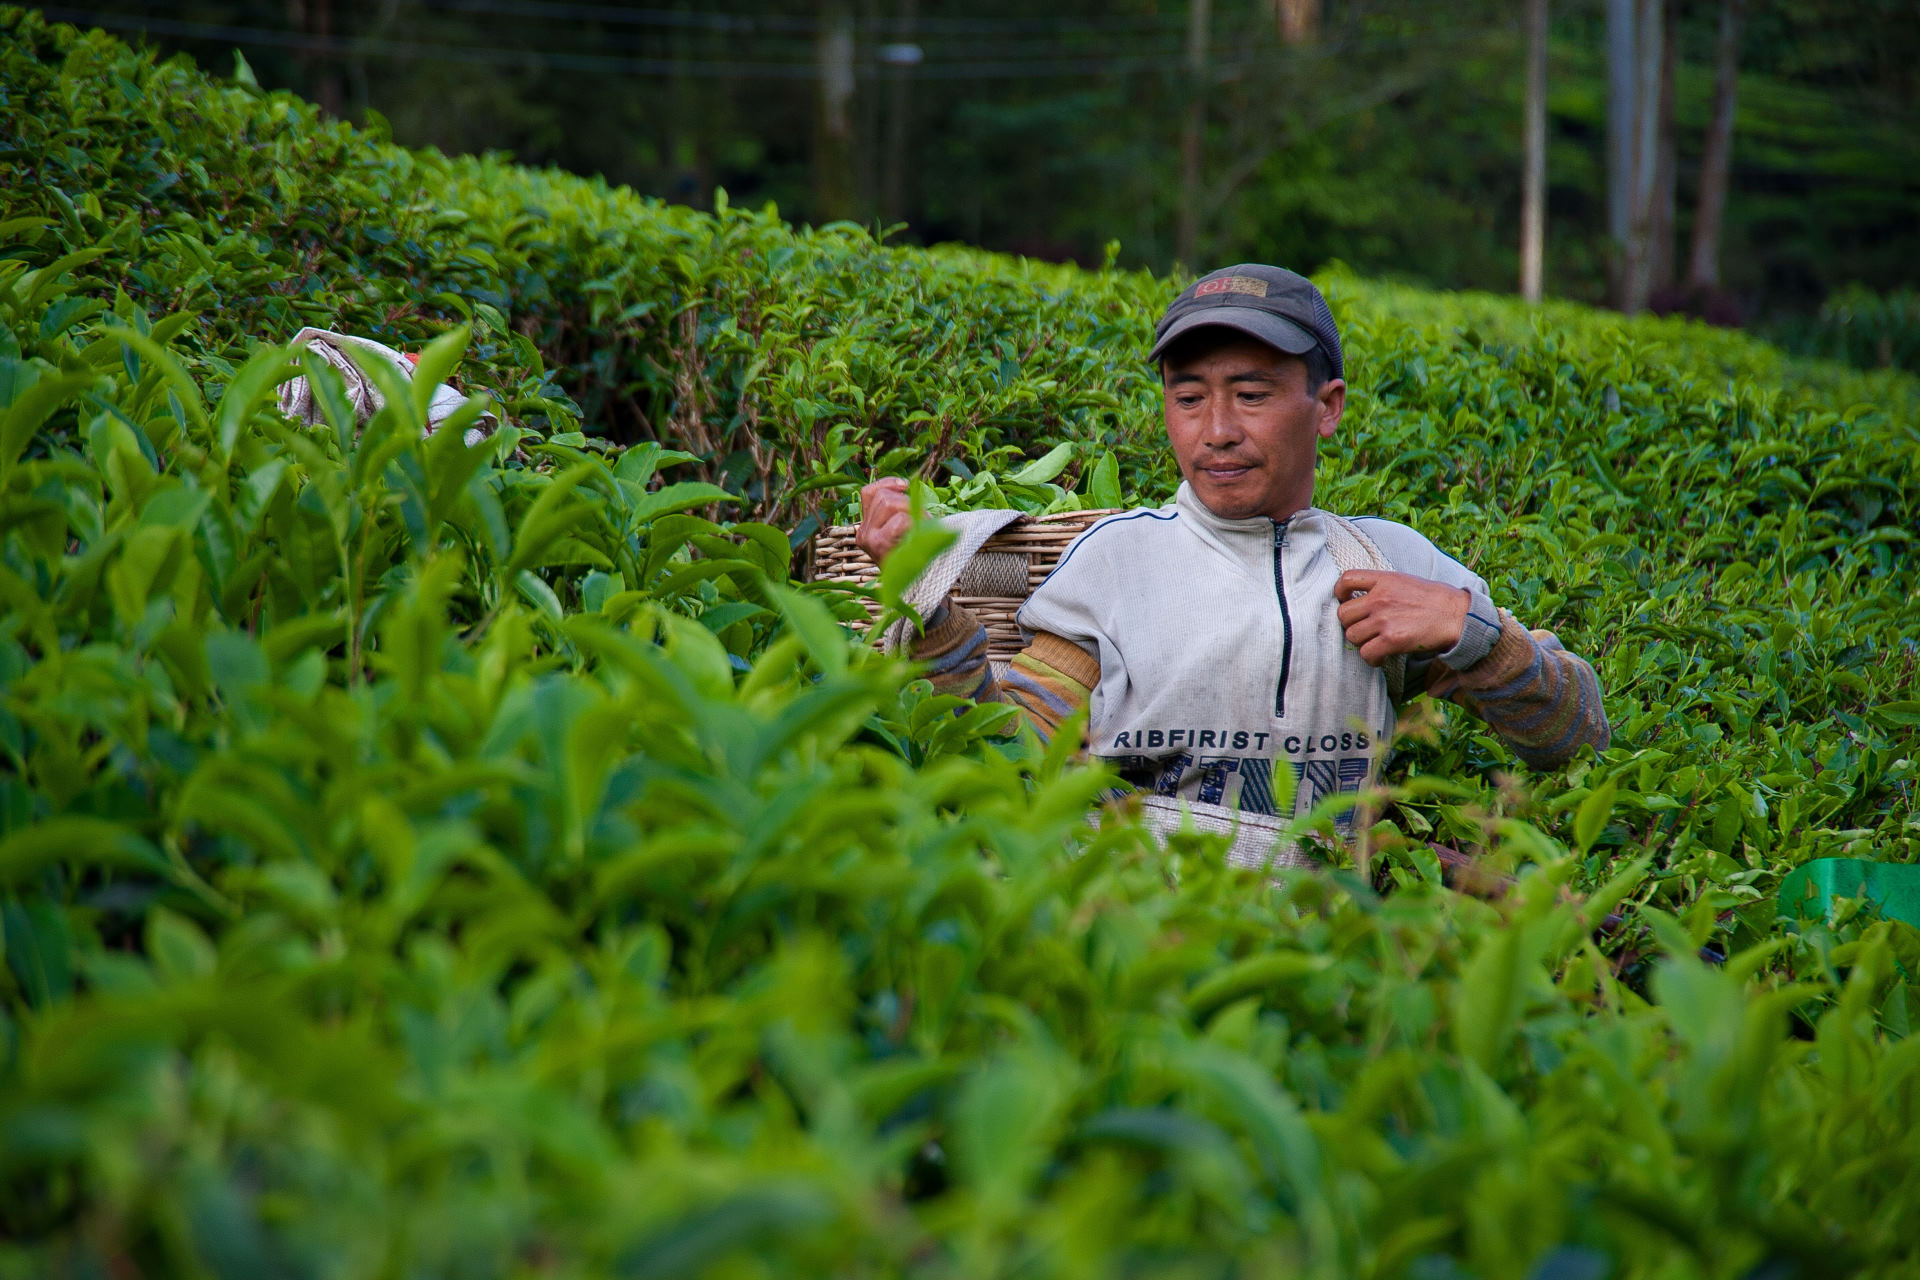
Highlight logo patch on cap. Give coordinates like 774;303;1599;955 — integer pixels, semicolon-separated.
1194;275;1269;299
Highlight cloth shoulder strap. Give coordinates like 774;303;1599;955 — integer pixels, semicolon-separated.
880;508;1025;652
1316;511;1407;703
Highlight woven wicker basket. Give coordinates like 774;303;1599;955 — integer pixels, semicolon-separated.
813;509;1121;660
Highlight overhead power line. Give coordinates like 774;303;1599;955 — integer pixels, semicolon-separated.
397;0;1195;65
415;0;1185;36
38;6;1498;82
39;8;778;76
407;0;1481;57
38;7;1183;78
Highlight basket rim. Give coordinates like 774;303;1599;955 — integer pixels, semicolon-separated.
818;505;1125;541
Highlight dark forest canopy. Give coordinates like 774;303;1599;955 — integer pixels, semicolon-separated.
27;0;1920;328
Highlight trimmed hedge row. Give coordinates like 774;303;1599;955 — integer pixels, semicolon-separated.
3;10;1920;1278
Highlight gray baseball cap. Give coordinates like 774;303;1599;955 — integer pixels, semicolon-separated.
1148;263;1345;381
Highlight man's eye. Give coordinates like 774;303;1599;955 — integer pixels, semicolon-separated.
1238;392;1269;405
1176;395;1203;408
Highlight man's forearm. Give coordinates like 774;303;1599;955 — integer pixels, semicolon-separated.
1429;610;1611;769
907;599;1095;743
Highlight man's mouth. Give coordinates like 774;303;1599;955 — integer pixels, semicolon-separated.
1201;464;1254;480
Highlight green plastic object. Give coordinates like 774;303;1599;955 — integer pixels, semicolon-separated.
1776;858;1920;928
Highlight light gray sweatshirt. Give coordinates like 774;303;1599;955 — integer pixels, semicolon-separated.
1016;482;1505;819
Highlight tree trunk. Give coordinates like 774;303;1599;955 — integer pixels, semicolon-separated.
1622;0;1663;312
289;0;343;118
1276;0;1319;45
1520;0;1548;303
1175;0;1211;266
1687;0;1744;291
857;0;882;216
666;12;692;205
1648;0;1679;297
881;0;918;225
814;4;858;224
314;0;342;116
1605;0;1636;307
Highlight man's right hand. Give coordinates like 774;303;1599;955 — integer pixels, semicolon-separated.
1332;569;1469;665
855;476;912;565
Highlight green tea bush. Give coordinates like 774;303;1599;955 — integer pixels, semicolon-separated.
4;9;1920;1277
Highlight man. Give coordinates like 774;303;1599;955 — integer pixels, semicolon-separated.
857;264;1608;858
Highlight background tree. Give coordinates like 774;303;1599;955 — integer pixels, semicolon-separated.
1612;0;1664;313
1275;0;1317;46
1520;0;1547;303
879;0;918;224
814;3;858;223
1685;0;1744;309
1175;0;1210;266
1646;0;1678;300
1605;0;1635;306
36;0;1920;348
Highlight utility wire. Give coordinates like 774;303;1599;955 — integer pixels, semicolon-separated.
38;8;794;76
39;5;1194;68
415;0;1186;36
398;0;1193;64
38;6;1499;81
35;9;1168;78
410;0;1478;59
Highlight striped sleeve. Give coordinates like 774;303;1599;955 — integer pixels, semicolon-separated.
911;599;997;699
998;632;1099;743
906;597;1097;744
1427;610;1611;769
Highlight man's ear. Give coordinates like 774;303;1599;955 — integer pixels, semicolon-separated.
1316;378;1347;439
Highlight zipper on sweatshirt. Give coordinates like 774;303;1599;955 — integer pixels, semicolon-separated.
1271;519;1292;717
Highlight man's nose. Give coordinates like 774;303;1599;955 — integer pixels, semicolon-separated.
1199;396;1243;445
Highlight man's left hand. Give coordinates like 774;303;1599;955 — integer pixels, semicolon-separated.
1333;570;1469;667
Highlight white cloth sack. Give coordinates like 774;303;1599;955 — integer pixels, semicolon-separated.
1134;795;1319;871
1088;793;1318;871
278;328;497;446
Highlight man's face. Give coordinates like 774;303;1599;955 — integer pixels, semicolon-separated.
1161;334;1346;522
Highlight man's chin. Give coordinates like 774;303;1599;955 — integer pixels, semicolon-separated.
1191;479;1266;520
